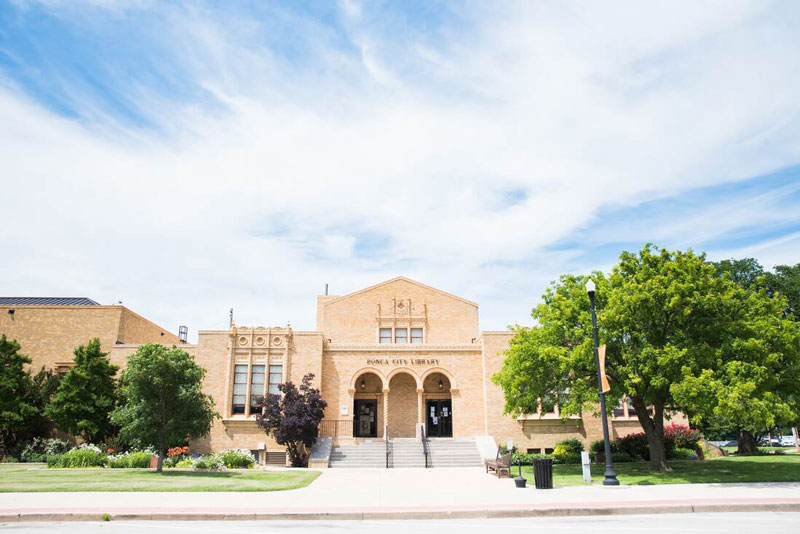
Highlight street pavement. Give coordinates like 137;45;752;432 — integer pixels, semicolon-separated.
2;467;800;521
3;513;800;533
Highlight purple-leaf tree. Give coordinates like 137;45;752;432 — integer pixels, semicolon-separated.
255;373;327;467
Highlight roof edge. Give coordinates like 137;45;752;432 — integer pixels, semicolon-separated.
323;276;478;307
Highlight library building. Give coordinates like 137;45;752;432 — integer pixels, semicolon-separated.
1;277;653;467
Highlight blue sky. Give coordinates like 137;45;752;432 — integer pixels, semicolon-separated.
1;0;800;338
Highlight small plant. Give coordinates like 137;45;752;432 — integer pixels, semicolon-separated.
20;438;71;463
669;448;699;461
175;458;196;468
47;446;107;468
102;513;110;522
555;438;584;453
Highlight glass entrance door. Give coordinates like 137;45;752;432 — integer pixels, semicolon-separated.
353;400;377;438
426;399;453;438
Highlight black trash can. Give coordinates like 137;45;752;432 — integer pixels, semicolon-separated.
533;458;554;489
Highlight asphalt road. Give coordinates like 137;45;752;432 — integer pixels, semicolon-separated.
2;513;800;534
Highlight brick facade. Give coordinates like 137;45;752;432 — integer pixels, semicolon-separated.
2;277;675;460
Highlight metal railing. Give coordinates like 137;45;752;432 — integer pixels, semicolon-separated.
319;419;354;438
421;426;430;468
385;426;391;468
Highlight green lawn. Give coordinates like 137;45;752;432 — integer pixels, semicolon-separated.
0;463;320;492
520;455;800;486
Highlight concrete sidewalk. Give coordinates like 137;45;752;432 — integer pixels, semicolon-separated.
2;467;800;521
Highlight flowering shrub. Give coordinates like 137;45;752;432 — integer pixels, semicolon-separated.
218;449;255;469
664;424;702;450
168;446;190;457
194;454;225;470
20;438;70;463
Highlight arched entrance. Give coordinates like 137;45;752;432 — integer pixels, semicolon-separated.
423;372;452;438
352;371;383;438
388;371;418;438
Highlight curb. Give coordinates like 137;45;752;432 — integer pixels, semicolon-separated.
2;502;800;522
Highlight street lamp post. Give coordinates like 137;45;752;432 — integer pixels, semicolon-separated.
586;279;620;486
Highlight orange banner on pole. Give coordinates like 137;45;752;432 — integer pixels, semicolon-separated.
598;344;611;393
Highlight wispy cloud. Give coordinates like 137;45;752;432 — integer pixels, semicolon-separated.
1;0;799;337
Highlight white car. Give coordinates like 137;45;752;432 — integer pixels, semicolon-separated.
779;435;798;447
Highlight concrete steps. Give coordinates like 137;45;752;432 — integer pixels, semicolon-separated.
329;441;387;468
329;437;483;468
427;438;484;467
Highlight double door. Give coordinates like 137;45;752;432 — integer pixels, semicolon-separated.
353;399;377;438
426;399;452;438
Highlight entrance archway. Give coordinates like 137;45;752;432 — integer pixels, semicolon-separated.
352;371;383;438
423;372;452;438
388;372;418;438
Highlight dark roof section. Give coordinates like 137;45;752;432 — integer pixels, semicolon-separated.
0;297;100;306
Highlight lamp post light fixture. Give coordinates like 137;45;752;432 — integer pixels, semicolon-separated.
586;279;620;486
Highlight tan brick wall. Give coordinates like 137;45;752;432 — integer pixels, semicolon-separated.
388;373;417;437
118;308;182;345
317;277;479;344
0;305;180;373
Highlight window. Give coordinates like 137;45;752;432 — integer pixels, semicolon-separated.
411;328;423;344
379;328;392;344
232;364;247;414
268;364;283;395
395;328;408;344
250;365;265;414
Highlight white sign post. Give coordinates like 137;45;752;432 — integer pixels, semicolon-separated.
581;451;591;483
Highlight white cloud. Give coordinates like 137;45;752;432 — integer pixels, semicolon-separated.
1;1;800;339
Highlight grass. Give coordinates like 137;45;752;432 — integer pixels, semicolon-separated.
0;463;320;492
519;455;800;486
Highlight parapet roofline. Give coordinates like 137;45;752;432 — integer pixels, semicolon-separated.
0;297;99;306
322;276;478;307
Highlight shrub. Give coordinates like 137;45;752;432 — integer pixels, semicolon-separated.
552;451;581;464
175;458;195;468
20;438;71;463
590;439;619;456
611;451;635;462
194;454;225;470
128;451;155;468
48;446;106;468
669;448;699;461
664;424;702;450
555;438;584;453
616;432;675;461
219;449;255;469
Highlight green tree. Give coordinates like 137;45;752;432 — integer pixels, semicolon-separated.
110;343;217;472
0;335;36;459
45;338;118;443
764;263;800;321
711;257;764;290
20;367;62;446
671;288;800;453
494;245;795;471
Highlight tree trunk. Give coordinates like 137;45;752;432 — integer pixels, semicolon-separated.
632;396;670;471
156;450;165;472
737;429;758;455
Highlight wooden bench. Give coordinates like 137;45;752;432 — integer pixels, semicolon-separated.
485;450;512;477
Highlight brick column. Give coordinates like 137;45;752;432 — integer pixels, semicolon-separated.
416;388;424;424
383;388;390;439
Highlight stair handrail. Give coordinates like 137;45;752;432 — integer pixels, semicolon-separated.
385;426;390;468
421;425;430;468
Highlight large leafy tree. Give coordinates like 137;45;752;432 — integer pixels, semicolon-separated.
111;344;217;472
0;335;36;459
20;367;62;446
45;338;119;443
495;245;800;470
711;257;764;290
256;373;327;467
764;263;800;321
